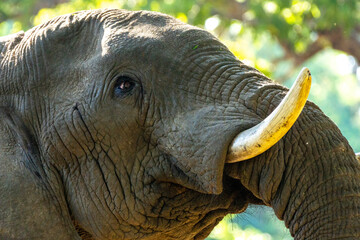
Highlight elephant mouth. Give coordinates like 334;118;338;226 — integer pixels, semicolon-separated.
157;152;261;200
155;151;254;201
158;153;217;193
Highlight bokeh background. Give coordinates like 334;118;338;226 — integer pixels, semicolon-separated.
1;0;359;239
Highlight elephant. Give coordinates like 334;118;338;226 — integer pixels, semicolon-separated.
1;8;360;240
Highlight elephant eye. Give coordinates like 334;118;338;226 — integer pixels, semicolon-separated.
114;76;136;97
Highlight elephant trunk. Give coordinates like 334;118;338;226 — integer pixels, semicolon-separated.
226;86;360;239
275;141;360;239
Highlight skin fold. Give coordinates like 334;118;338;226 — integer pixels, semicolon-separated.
0;9;359;240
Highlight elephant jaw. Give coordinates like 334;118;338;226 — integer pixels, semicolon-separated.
226;68;312;163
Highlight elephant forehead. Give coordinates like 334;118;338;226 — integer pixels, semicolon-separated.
100;26;166;57
100;15;215;59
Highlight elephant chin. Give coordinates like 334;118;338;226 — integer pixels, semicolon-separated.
192;210;230;240
191;176;256;239
141;175;252;240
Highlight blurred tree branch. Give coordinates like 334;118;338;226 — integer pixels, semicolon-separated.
209;0;360;69
0;0;67;29
1;0;359;83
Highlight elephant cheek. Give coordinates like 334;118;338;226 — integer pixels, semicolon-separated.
153;107;241;195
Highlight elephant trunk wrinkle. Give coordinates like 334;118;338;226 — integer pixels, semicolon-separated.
273;118;360;238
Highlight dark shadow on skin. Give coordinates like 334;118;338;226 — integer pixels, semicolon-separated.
0;107;44;180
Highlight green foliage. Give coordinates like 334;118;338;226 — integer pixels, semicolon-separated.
207;208;293;240
244;0;359;54
293;50;360;149
1;0;360;239
207;215;274;240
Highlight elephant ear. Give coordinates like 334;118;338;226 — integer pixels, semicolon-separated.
0;31;24;59
0;108;80;239
0;107;44;177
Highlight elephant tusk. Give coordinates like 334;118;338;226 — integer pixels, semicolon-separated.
226;67;312;163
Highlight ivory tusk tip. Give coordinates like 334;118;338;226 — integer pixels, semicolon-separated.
299;67;311;79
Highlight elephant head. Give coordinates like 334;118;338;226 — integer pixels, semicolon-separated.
1;9;359;240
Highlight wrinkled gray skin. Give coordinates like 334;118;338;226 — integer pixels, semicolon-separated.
1;9;360;240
